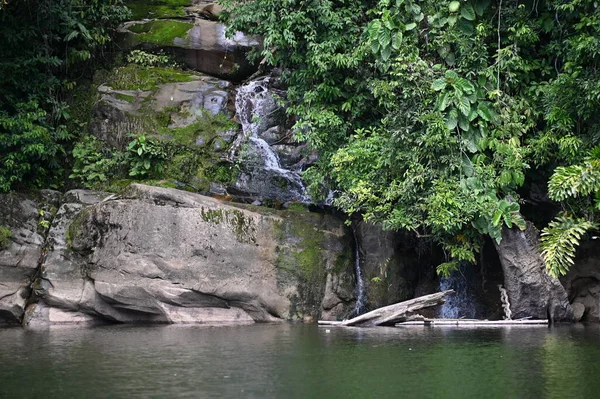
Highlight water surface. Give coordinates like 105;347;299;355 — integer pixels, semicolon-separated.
1;323;599;398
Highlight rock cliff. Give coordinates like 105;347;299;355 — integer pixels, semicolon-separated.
0;185;355;327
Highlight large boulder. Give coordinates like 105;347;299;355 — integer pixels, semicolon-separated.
0;190;60;325
89;73;232;149
560;241;600;322
26;184;354;326
494;222;574;321
121;17;260;81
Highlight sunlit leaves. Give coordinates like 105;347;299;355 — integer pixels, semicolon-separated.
541;216;597;277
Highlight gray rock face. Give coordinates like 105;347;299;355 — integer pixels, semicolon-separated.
0;191;60;325
121;17;260;81
572;302;586;322
494;223;574;321
560;241;600;322
181;19;261;81
90;76;231;149
228;77;309;203
25;184;354;326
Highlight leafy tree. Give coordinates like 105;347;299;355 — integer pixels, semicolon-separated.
0;0;129;191
223;0;599;276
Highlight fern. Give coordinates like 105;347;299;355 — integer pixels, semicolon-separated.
540;216;596;278
548;156;600;201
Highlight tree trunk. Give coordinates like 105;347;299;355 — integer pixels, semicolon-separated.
319;290;453;327
494;221;574;322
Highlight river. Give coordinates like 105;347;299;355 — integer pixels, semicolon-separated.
1;324;599;398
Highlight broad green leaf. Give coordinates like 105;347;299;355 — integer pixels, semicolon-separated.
392;31;403;50
439;91;452;111
446;112;458;130
381;44;392;61
449;1;461;13
461;5;476;21
475;0;491;16
378;28;391;48
458;115;470;131
431;78;447;91
457;96;471;116
492;210;502;226
405;22;417;31
477;103;493;121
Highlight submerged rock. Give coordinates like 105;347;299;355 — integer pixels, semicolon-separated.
494;222;574;321
22;184;354;326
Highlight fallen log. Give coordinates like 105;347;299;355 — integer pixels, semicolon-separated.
395;319;548;327
318;290;454;327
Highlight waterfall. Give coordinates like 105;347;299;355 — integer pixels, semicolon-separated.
352;228;366;316
439;264;478;319
232;77;309;202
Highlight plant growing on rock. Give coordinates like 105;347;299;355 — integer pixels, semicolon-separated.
0;226;12;250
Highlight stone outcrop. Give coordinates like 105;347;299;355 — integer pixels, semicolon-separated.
353;221;416;310
0;190;61;325
120;3;261;81
561;241;600;322
0;184;356;327
494;222;574;321
89;74;233;149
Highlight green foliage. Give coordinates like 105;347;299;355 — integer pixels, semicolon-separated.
541;216;597;277
0;0;129;191
126;50;176;68
70;136;128;188
127;135;168;178
0;225;11;250
548;152;600;203
223;0;599;275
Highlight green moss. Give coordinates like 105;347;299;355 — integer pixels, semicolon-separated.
272;214;329;318
65;208;91;248
0;226;12;250
286;203;308;213
115;92;136;103
166;112;237;147
126;0;190;20
199;207;256;244
128;20;193;46
97;64;196;91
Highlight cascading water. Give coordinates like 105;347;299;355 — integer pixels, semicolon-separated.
352;228;366;316
231;78;309;202
439;263;478;319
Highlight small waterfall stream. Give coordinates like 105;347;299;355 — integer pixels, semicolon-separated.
439;264;478;319
352;227;366;316
232;78;309;202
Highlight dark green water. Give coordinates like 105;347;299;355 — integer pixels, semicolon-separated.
1;324;599;398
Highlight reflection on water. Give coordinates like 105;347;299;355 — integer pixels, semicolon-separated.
0;324;599;398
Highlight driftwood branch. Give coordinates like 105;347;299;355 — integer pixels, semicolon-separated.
319;290;454;327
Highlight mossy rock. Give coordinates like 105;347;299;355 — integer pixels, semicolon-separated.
95;64;197;91
128;20;193;46
0;225;12;250
126;0;191;20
